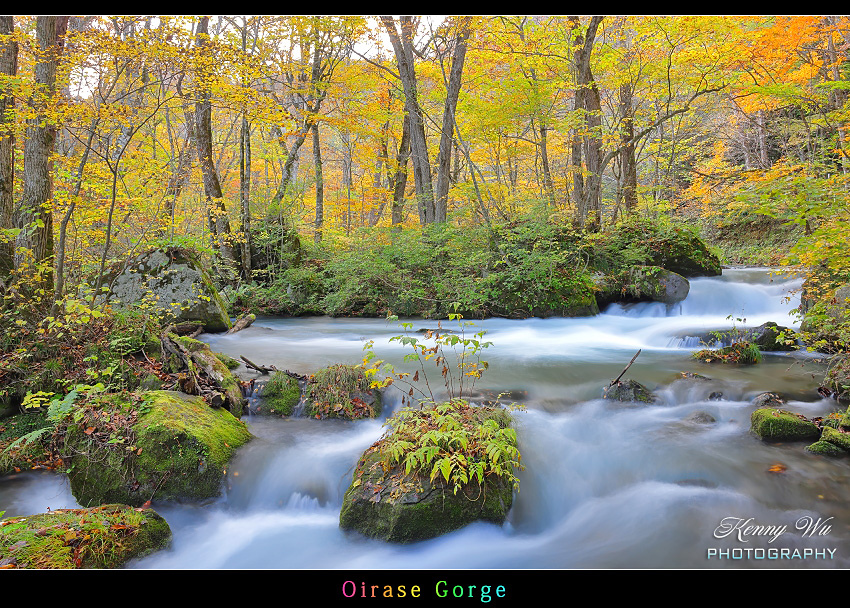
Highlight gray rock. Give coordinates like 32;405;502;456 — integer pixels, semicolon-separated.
603;379;657;403
106;248;231;332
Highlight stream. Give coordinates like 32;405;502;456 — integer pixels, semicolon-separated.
2;267;848;569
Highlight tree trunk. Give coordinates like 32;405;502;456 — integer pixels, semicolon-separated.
619;81;638;213
14;16;68;289
193;17;239;281
570;16;604;229
312;121;323;242
381;16;435;225
392;115;412;227
0;16;17;279
240;115;252;280
434;18;471;223
539;123;556;209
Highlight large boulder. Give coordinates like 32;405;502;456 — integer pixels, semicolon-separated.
596;266;689;307
339;402;518;543
107;247;231;332
63;390;251;507
0;504;170;569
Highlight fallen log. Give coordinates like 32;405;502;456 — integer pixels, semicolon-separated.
239;356;309;382
161;332;246;413
240;355;277;374
226;313;256;335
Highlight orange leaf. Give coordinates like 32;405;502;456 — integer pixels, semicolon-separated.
84;427;95;435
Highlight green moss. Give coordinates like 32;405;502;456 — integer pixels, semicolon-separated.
306;364;381;420
0;504;170;569
258;372;301;416
214;352;240;370
750;408;820;442
821;425;850;452
806;440;846;456
694;342;762;364
339;401;519;543
65;390;251;507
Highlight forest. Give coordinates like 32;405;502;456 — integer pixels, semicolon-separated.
1;15;850;570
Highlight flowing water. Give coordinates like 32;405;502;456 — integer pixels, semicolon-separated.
3;267;848;569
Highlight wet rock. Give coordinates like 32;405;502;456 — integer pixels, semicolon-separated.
747;322;796;351
708;391;723;401
821;425;850;452
603;379;656;403
752;392;785;408
806;440;846;457
686;411;717;424
339;403;516;543
750;408;820;442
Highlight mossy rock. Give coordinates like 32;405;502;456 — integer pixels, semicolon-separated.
694;342;762;364
596;265;690;307
106;247;231;332
0;504;170;569
305;364;382;420
750;408;820;442
603;379;657;403
64;390;251;507
806;440;846;457
339;403;516;543
820;425;850;452
255;372;301;416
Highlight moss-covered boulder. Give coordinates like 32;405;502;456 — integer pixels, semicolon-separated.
339;401;519;543
694;342;762;364
596;265;690;307
806;440;846;456
305;364;382;420
63;390;251;507
106;247;231;332
750;408;820;442
600;218;722;278
254;371;302;416
0;504;170;569
819;425;850;452
603;379;657;403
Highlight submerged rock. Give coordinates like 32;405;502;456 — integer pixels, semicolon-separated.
64;390;251;507
752;392;785;409
750;408;820;442
339;402;518;543
603;379;656;403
